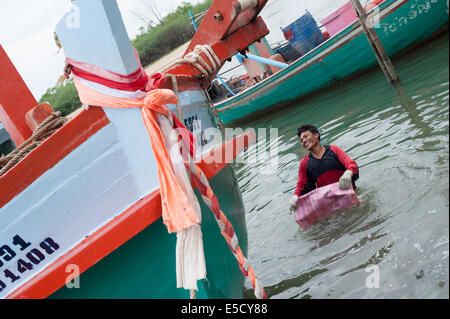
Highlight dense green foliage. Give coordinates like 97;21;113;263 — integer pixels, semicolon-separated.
39;0;212;116
39;79;82;116
132;0;212;66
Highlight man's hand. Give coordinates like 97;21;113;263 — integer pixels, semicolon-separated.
289;195;299;214
339;170;353;190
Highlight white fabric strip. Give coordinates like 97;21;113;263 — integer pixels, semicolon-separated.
158;114;206;290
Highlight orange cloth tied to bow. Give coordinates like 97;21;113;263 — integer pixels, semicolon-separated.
73;76;199;233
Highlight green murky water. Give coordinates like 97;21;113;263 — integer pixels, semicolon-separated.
233;32;449;299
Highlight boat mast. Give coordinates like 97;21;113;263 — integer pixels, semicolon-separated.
55;0;160;198
0;45;36;146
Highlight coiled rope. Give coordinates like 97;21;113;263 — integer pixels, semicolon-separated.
164;45;225;133
163;45;222;79
0;112;67;176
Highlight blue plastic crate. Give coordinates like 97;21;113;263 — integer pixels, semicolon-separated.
282;11;324;56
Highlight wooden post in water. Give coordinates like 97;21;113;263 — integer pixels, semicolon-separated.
350;0;401;85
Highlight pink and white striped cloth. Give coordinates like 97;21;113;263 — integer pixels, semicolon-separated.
294;182;360;229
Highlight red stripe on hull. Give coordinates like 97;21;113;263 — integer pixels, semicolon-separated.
6;131;256;299
6;189;162;299
0;107;109;209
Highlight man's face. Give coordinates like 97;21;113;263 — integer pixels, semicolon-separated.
299;130;319;151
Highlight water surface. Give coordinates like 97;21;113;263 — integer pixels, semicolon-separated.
232;32;449;299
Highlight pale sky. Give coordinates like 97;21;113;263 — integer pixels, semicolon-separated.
0;0;200;100
0;0;352;100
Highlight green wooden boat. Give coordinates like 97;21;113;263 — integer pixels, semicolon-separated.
215;0;449;125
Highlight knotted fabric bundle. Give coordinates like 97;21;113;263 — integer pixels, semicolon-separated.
69;57;205;290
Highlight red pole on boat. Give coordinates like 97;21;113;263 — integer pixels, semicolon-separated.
0;45;35;146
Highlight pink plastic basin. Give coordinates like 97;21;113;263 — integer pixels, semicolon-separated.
320;1;358;36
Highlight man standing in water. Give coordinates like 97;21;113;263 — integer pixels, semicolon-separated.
289;124;359;214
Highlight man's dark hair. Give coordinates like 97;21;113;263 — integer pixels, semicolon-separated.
297;124;321;141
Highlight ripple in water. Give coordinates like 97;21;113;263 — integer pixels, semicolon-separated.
236;33;449;299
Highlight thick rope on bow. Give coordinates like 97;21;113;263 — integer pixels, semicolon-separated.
186;159;267;299
65;48;266;299
0;112;67;176
164;45;226;137
153;45;266;298
163;45;222;80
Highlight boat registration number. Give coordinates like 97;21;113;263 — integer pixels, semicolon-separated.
184;114;208;147
0;235;60;295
